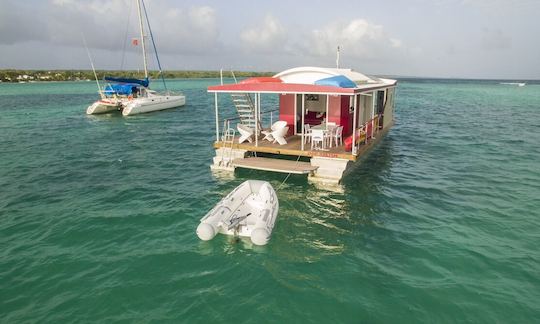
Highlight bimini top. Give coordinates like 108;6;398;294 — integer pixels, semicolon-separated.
208;66;396;95
103;83;140;96
105;76;149;88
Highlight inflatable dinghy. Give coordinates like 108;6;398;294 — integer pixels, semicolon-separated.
197;180;279;245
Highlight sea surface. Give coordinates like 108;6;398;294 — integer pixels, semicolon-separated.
1;78;539;323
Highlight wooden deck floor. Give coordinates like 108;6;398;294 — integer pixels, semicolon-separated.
233;157;318;174
214;135;357;161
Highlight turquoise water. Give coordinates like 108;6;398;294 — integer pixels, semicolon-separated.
1;79;539;323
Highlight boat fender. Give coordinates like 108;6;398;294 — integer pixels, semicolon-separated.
196;223;217;241
251;228;270;246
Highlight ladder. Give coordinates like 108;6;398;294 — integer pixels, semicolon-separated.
231;93;258;129
230;71;261;131
220;128;236;167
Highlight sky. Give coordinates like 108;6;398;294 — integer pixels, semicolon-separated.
0;0;539;79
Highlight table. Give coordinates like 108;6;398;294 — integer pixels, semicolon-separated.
311;123;336;131
309;124;337;149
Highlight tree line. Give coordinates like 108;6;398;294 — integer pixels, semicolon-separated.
0;70;275;83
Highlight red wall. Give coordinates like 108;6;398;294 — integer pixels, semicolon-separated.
279;94;353;137
340;96;352;136
279;94;295;135
327;95;352;136
327;95;340;126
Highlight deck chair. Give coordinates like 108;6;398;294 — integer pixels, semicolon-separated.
271;126;289;145
331;125;344;147
311;129;325;150
303;124;312;144
237;124;254;143
262;120;287;142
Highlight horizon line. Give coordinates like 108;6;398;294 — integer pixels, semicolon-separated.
0;68;538;81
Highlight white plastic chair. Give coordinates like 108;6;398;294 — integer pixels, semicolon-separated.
237;124;254;144
303;124;312;144
262;120;287;142
325;124;337;147
311;129;325;150
332;125;344;147
272;126;289;145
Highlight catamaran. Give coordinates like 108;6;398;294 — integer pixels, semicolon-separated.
86;0;185;116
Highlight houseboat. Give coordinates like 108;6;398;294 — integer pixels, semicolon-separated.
208;66;397;183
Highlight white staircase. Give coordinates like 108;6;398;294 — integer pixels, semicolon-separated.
229;71;260;130
231;93;258;129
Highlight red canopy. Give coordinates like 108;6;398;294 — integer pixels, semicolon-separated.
239;77;282;84
208;82;356;95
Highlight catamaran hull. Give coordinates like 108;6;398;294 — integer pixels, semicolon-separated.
122;95;186;116
86;101;122;115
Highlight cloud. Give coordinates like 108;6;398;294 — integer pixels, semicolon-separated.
0;1;48;44
240;15;287;53
150;4;219;54
0;0;220;55
303;19;403;61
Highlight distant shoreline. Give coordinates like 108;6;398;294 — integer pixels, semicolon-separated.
0;69;537;83
0;70;274;83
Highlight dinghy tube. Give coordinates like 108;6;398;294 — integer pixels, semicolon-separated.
196;180;279;245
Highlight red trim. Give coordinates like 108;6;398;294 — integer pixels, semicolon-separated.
208;82;356;94
239;77;282;84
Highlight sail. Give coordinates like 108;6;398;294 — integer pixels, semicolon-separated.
104;76;149;87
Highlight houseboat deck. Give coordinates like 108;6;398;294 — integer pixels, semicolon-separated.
213;133;380;162
208;66;397;182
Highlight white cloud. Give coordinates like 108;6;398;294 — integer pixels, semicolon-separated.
145;4;219;54
0;0;220;55
390;38;403;48
305;19;402;60
240;15;287;53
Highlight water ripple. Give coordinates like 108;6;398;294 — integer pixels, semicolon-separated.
1;80;539;322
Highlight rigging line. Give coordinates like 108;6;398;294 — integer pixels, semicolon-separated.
119;0;133;71
141;0;167;92
81;33;103;99
276;155;302;191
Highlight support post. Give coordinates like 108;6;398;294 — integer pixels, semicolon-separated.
254;93;258;147
371;91;376;139
258;93;262;122
293;94;297;135
214;93;219;142
301;94;305;151
326;94;330;130
352;94;357;155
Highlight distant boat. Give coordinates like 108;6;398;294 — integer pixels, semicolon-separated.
500;82;526;87
87;0;185;116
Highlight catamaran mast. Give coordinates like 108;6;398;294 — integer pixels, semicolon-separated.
136;0;148;78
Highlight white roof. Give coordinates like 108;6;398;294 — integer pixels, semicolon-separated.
273;66;396;86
